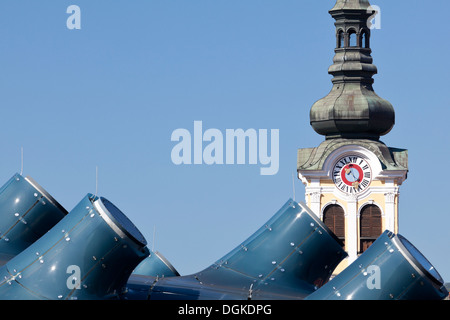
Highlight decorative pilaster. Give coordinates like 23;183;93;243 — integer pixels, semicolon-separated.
384;190;398;233
346;196;359;264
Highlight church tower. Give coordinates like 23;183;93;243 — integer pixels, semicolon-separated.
297;0;408;273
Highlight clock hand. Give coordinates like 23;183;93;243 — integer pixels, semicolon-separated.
346;167;358;181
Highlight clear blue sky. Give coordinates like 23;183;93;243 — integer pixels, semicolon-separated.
0;0;449;282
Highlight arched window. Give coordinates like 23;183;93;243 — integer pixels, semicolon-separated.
348;29;357;47
337;30;345;48
323;205;345;248
359;205;382;253
360;30;369;48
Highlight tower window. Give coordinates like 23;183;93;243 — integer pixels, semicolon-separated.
359;205;382;253
348;30;357;47
360;30;369;48
323;204;345;248
338;30;344;48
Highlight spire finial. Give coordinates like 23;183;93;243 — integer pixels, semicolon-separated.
330;0;371;11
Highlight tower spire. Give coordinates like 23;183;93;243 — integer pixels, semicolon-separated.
297;0;408;276
309;0;395;141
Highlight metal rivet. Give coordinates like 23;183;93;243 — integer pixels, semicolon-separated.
310;223;314;227
271;261;277;265
65;237;71;242
34;193;38;197
14;213;19;217
290;242;295;247
90;213;95;218
58;295;63;299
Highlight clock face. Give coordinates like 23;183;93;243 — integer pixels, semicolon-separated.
332;155;372;194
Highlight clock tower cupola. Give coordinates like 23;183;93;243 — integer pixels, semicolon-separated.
310;0;395;141
297;0;408;274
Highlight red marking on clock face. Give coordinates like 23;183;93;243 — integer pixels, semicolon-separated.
341;164;364;187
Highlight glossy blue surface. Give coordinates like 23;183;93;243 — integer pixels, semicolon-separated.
306;231;449;300
133;251;180;278
124;200;348;300
0;194;149;300
0;173;67;264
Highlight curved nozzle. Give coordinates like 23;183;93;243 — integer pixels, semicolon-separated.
132;251;180;278
0;194;149;300
133;200;348;300
306;231;448;300
0;174;68;264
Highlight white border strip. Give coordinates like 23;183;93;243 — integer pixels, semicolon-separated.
93;198;126;239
